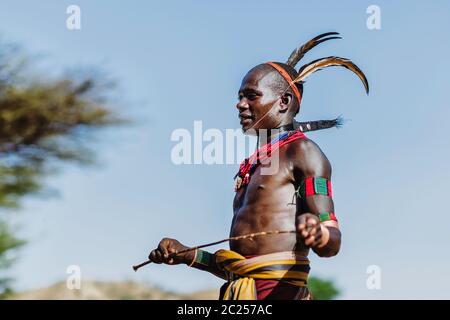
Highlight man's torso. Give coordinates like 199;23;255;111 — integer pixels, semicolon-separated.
231;138;309;257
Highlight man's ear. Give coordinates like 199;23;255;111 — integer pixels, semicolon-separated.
279;93;292;113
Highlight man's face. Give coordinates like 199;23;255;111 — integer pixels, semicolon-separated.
236;66;281;133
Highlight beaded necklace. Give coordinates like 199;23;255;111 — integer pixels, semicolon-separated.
234;129;306;191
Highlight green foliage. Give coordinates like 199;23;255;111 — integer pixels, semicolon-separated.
0;220;24;298
0;40;123;297
308;276;340;300
0;43;123;207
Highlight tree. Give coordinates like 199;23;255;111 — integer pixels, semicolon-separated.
0;40;123;297
308;276;341;300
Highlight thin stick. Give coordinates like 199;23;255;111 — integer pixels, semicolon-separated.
132;229;296;272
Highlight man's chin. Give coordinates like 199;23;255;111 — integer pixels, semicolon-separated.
240;119;254;134
241;125;257;136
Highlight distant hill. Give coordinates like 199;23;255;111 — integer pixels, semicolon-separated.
11;277;339;300
12;281;218;300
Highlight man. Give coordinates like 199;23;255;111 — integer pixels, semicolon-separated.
148;32;368;300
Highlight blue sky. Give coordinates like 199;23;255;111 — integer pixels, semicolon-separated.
1;0;449;299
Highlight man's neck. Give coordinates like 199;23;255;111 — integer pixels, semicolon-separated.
257;122;295;147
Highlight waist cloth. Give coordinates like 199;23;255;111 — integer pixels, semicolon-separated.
215;249;312;300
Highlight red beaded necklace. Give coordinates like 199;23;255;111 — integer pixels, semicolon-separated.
234;130;306;191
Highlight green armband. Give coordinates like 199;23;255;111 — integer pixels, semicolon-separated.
190;249;215;270
296;177;332;199
319;212;338;222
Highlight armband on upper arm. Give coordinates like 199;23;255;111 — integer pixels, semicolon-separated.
296;177;332;198
296;177;337;222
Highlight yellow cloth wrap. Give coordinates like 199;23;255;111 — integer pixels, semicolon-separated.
215;249;310;300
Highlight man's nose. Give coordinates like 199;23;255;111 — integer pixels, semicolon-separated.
236;99;249;111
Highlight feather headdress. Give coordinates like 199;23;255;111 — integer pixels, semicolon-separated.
275;32;369;132
286;32;342;68
285;32;369;93
293;56;369;94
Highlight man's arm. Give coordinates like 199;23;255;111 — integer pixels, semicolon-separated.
288;139;341;257
149;238;227;280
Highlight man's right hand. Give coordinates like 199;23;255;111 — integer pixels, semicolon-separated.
148;238;195;265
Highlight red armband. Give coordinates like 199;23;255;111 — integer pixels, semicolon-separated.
296;177;332;198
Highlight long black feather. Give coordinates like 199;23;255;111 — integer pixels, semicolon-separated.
294;116;344;132
286;32;341;68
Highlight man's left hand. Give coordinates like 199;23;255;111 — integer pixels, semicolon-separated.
296;213;329;248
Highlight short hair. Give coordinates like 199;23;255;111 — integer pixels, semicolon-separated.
252;63;303;115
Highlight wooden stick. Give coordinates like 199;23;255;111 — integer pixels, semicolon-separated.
132;230;297;272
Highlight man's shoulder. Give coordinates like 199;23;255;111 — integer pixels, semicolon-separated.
285;136;331;177
285;136;323;158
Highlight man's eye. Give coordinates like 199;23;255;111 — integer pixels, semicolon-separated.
237;93;257;101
